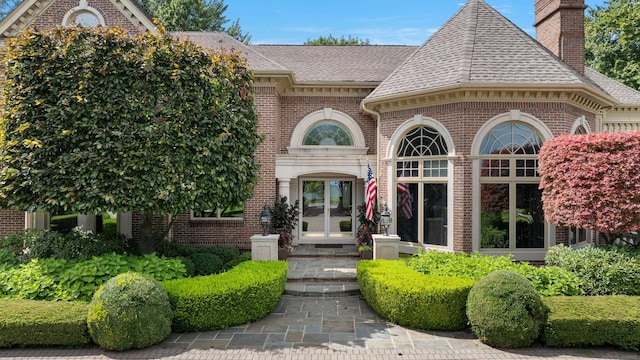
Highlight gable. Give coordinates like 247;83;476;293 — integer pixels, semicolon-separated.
0;0;156;38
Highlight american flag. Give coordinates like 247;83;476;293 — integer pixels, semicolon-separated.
365;163;377;221
397;183;413;220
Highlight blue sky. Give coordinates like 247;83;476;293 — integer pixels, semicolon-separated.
225;0;605;45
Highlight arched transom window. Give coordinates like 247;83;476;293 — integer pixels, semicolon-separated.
479;122;545;250
395;126;448;247
302;121;353;146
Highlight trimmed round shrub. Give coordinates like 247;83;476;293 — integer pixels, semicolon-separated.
466;270;547;348
155;240;196;258
87;273;172;351
189;253;224;276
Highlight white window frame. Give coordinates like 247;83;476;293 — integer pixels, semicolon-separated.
62;0;105;27
387;115;456;253
471;110;556;261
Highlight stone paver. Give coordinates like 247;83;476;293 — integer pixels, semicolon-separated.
3;245;640;359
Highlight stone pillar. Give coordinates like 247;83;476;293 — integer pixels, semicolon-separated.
278;178;291;203
251;234;280;261
117;212;133;238
77;214;97;232
26;211;50;230
373;234;400;260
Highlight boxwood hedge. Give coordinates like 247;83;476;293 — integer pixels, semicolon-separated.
163;260;287;332
357;260;474;330
0;299;90;347
543;295;640;350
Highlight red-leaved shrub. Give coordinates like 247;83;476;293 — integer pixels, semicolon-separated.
538;131;640;241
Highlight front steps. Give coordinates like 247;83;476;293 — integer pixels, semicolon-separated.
284;245;361;298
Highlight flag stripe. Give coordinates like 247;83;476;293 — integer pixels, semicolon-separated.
365;163;377;221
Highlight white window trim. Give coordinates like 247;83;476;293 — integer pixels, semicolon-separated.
386;115;456;253
62;0;105;27
190;208;244;221
470;110;556;261
570;115;591;135
288;108;368;155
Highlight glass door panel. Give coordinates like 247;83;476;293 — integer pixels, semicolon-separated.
302;181;325;235
329;180;353;237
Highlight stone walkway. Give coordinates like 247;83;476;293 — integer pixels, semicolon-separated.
2;245;640;359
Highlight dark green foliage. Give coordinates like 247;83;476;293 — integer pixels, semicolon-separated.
189;253;224;276
155;240;197;258
0;253;185;301
200;246;239;264
466;270;548;348
304;34;370;45
585;0;640;90
0;27;260;246
0;299;90;347
546;244;640;295
179;257;196;277
1;228;138;262
163;261;287;332
268;196;299;250
409;250;582;296
87;273;172;351
222;252;251;271
543;295;640;350
357;260;473;330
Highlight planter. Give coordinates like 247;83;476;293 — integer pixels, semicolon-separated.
278;248;290;260
360;250;373;260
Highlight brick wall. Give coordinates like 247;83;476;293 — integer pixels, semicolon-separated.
0;210;24;238
378;100;594;254
534;0;586;74
279;96;376;154
31;0;145;35
168;86;280;249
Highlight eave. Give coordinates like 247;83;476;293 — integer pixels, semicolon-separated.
361;83;619;114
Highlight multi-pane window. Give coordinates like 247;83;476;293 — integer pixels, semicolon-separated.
192;202;245;220
302;121;353;146
479;122;545;249
395;126;448;246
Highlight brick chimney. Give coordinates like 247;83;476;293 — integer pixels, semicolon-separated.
534;0;587;74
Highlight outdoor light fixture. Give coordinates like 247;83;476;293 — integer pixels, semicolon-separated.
380;204;392;236
260;206;271;236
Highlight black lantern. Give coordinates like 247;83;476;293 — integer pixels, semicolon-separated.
260;206;271;236
380;204;392;236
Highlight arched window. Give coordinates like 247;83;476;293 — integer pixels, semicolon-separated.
479;122;545;250
395;126;448;246
302;121;353;146
63;0;105;28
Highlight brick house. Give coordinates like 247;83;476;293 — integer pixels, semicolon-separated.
1;0;640;261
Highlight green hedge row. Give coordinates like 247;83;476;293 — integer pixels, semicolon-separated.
357;260;474;330
163;261;287;332
0;299;90;347
543;295;640;350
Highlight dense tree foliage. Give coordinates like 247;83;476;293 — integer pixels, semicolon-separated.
585;0;640;90
0;26;261;251
538;131;640;242
138;0;251;43
304;34;370;45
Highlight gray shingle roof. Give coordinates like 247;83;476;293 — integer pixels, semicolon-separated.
170;32;288;71
585;67;640;105
366;0;598;100
251;45;417;83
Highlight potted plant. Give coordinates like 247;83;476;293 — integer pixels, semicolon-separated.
357;202;379;259
268;196;299;260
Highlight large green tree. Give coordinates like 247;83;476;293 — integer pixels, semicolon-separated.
304;34;370;45
585;0;640;90
0;26;261;252
138;0;251;43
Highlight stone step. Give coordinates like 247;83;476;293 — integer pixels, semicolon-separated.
289;244;360;258
286;258;358;281
284;282;360;298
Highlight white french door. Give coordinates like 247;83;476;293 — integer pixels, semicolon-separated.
300;178;355;243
